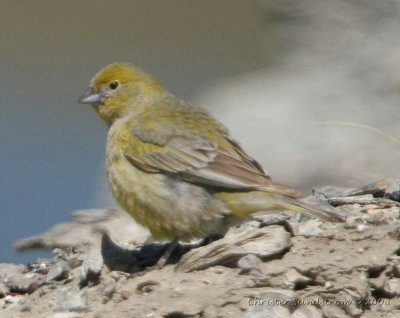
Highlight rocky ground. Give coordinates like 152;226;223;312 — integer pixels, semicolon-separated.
1;179;399;318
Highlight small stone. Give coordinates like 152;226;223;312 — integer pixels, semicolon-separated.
19;304;32;312
238;254;263;273
67;257;82;269
383;278;400;297
109;271;130;281
47;260;70;282
213;267;224;274
120;290;131;300
5;295;17;304
329;194;375;206
171;287;184;298
39;263;48;270
252;213;290;226
324;281;333;289
27;282;41;294
392;265;400;278
101;278;116;303
356;224;368;232
136;280;160;294
369;275;386;290
6;275;41;294
387;255;400;262
368;207;399;224
283;269;312;289
384;179;400;201
345;303;363;317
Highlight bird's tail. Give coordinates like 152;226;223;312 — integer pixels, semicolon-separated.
216;191;345;222
278;199;345;222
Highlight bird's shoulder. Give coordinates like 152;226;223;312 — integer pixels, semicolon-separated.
129;96;230;148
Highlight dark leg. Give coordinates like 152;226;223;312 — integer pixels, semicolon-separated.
156;237;180;268
199;233;224;246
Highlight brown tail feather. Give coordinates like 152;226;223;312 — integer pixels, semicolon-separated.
282;199;345;222
217;191;345;222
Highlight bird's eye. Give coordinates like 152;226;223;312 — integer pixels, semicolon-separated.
109;81;119;90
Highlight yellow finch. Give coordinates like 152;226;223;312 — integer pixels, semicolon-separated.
78;63;344;263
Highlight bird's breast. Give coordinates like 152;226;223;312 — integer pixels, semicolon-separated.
105;126;229;240
105;127;156;228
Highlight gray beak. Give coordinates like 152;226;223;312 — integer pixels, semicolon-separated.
78;87;102;104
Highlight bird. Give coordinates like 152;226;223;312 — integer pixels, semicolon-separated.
78;62;344;266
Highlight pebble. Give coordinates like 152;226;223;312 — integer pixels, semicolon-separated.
47;260;70;282
383;278;400;297
19;304;32;312
238;254;263;273
356;224;368;232
213;267;224;274
384;179;400;201
101;278;116;303
120;290;131;300
6;275;41;294
5;294;17;304
283;268;312;289
136;280;160;294
392;265;400;278
27;281;41;294
67;257;83;269
251;213;290;227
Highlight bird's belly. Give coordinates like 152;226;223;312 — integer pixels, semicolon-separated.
106;154;228;241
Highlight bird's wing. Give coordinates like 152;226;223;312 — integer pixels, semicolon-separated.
123;101;299;197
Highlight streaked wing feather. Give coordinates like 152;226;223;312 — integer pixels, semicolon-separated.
193;151;299;197
125;100;299;197
225;137;268;176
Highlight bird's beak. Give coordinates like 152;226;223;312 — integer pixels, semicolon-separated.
78;87;102;104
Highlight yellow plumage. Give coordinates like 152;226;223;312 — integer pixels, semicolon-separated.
78;63;344;243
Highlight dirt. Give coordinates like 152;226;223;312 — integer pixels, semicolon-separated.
1;181;399;318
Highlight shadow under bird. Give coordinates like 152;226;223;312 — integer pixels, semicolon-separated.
78;63;344;266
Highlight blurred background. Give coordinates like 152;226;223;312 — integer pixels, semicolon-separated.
1;0;399;264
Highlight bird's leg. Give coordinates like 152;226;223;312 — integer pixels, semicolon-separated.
156;237;180;268
199;233;224;246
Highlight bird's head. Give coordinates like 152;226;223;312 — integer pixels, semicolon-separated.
78;63;166;125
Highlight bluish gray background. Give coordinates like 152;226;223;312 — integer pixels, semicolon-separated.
1;1;264;263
